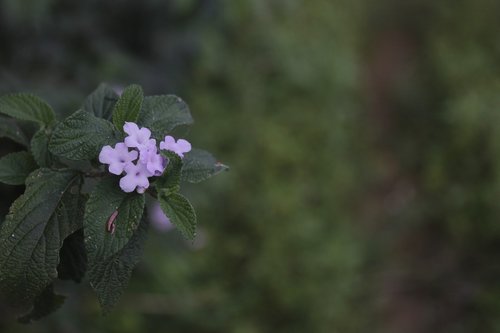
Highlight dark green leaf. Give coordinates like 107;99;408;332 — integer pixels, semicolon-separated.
0;93;55;125
84;177;145;261
31;128;54;167
88;217;148;313
0;115;29;146
138;95;193;139
49;110;119;160
158;192;196;240
0;169;82;311
57;229;87;283
84;177;147;313
58;159;93;173
154;150;182;194
0;151;37;185
112;84;143;131
18;284;65;323
181;148;229;183
83;83;119;120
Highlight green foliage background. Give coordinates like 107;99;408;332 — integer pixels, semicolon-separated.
1;0;500;332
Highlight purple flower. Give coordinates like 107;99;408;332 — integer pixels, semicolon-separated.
99;123;194;193
139;139;157;163
159;135;192;158
138;139;166;176
99;143;138;175
119;161;154;193
124;122;152;149
145;152;166;176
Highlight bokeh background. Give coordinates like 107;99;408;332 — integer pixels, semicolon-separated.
1;0;500;332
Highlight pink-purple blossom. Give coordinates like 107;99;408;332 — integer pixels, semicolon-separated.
138;139;157;163
98;122;190;193
124;122;152;149
119;161;153;193
99;142;138;175
160;135;192;158
145;151;166;176
138;138;166;176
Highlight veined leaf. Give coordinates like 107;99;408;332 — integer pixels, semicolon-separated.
30;128;54;167
0;151;37;185
49;110;119;160
83;83;119;120
154;150;182;194
0;115;29;146
158;192;196;240
112;84;143;131
138;95;193;139
0;169;82;311
181;149;229;183
0;93;55;126
84;177;145;261
88;218;148;313
84;177;146;313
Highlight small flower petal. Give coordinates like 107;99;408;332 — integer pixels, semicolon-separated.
175;139;192;157
159;136;176;150
99;142;137;175
176;139;191;153
109;162;125;175
160;136;192;158
124;122;152;149
99;145;116;164
123;122;140;136
146;153;165;176
139;139;157;163
119;161;153;193
119;174;138;193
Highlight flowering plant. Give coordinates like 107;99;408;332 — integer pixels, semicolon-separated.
0;84;227;321
100;123;192;193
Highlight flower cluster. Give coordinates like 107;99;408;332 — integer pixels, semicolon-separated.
99;122;191;193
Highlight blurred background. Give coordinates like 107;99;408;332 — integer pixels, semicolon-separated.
1;0;500;332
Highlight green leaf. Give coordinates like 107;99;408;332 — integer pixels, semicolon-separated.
49;110;119;160
154;150;182;194
0;169;82;311
138;95;193;139
84;177;146;311
84;176;147;313
0;151;37;185
57;229;87;283
84;177;145;260
112;84;143;131
88;217;148;313
83;83;119;120
181;149;229;183
30;128;54;167
0;115;29;146
158;192;196;240
17;284;66;323
0;93;55;125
